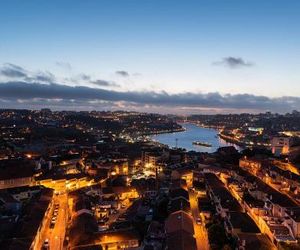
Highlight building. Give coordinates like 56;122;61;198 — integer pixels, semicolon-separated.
0;160;35;189
143;152;162;166
271;136;292;156
165;210;196;250
239;157;263;175
144;221;165;250
0;188;53;250
171;168;193;185
96;230;140;249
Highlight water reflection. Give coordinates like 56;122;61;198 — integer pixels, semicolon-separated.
151;123;241;153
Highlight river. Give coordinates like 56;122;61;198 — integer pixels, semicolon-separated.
151;123;241;153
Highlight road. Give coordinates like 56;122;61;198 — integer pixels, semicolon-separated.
40;193;68;250
189;189;209;250
110;199;132;223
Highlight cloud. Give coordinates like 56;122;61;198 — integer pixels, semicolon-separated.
91;79;120;88
78;74;91;81
0;63;56;83
115;70;129;77
70;74;120;88
0;81;299;114
56;61;72;70
213;57;253;68
0;63;27;78
26;71;55;82
0;63;298;114
0;64;118;88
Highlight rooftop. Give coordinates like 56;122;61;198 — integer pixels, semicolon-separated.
0;159;35;180
228;211;260;233
205;173;242;212
165;210;194;235
166;230;197;250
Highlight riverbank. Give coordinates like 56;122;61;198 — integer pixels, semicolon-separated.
188;122;245;150
143;127;185;136
218;132;270;149
151;123;242;153
184;121;225;130
189;122;243;147
218;132;245;147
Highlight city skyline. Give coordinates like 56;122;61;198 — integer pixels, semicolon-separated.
2;2;300;248
0;0;300;113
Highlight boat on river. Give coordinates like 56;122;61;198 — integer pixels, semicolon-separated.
192;141;212;147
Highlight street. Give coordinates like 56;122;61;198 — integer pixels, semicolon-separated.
106;198;132;226
189;189;209;250
41;193;68;250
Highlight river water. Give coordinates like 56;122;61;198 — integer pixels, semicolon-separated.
151;123;241;153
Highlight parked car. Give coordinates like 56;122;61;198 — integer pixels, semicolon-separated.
51;217;56;226
196;217;202;225
42;239;50;249
98;224;109;231
50;222;55;229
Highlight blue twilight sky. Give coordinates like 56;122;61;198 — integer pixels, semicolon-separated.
0;0;300;113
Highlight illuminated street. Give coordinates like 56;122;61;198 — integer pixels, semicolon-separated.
189;189;209;250
108;198;132;226
41;193;68;250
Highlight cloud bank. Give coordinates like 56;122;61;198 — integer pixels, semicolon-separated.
0;63;298;114
0;81;299;114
